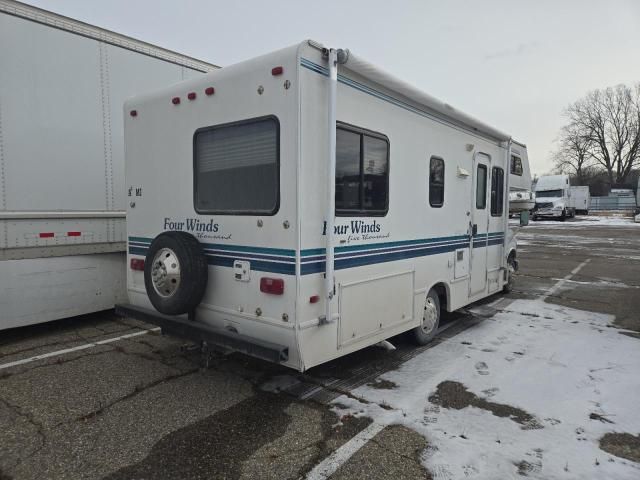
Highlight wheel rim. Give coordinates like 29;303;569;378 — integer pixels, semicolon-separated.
151;248;181;298
422;297;438;334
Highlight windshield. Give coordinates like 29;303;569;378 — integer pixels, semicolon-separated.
536;189;563;198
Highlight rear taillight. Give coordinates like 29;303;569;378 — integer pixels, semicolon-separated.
260;277;284;295
205;86;215;96
130;258;145;271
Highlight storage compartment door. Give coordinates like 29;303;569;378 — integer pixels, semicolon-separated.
338;271;413;348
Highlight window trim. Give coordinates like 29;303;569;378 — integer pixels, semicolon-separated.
510;155;523;176
428;155;445;208
490;166;505;217
476;164;488;209
192;115;281;216
335;121;390;217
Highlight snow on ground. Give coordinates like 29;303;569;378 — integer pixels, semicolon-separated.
509;215;640;228
332;300;640;479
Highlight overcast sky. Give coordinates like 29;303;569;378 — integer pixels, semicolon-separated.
28;0;640;175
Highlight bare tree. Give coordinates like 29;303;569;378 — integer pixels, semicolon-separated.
552;123;593;184
561;83;640;185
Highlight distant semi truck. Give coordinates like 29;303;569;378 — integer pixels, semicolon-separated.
532;174;574;220
0;0;218;330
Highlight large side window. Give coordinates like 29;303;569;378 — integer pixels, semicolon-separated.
510;155;523;176
336;123;389;216
476;164;487;209
429;156;445;207
491;167;504;216
194;116;279;215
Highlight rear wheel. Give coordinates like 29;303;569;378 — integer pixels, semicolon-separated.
412;289;441;345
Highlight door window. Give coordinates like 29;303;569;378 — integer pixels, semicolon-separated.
476;164;487;209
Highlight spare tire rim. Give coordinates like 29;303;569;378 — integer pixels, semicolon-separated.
422;296;438;334
151;248;181;298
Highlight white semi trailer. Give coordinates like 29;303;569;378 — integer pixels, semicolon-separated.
0;0;217;330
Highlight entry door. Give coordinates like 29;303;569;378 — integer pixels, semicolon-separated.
469;153;491;296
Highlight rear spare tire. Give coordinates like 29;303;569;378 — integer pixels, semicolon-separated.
144;231;208;315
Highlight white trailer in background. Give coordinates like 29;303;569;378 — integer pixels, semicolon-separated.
532;174;575;220
0;0;217;330
507;141;534;214
118;40;519;371
569;186;590;215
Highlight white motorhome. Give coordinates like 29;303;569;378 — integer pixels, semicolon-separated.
118;41;519;371
0;0;217;330
569;186;590;215
532;174;574;220
508;142;535;214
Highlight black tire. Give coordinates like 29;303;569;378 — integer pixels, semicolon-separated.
560;210;566;221
503;254;516;293
532;215;538;221
144;231;208;315
412;289;441;345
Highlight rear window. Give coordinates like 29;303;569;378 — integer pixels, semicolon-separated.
194;116;279;215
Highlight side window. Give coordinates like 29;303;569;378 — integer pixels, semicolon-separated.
476;164;487;209
429;156;445;207
194;116;279;214
336;123;389;216
510;155;523;176
491;167;504;216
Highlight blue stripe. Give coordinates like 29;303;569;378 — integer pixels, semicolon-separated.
301;242;463;275
202;248;294;264
128;236;295;257
128;231;505;275
206;256;295;275
128;246;295;275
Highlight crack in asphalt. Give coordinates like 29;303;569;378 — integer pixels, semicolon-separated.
76;368;199;423
0;395;47;468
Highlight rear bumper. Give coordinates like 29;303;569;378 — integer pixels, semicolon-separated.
115;303;289;363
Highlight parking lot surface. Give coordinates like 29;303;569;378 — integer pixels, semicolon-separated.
1;217;639;479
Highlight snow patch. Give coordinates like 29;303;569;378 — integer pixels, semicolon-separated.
332;299;640;479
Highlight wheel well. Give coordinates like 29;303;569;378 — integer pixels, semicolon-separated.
431;282;449;312
508;249;517;262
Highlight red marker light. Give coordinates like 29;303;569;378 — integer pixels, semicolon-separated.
130;258;145;271
271;66;284;76
309;295;320;304
171;97;180;105
67;231;81;237
39;232;54;238
260;277;284;295
130;110;138;117
205;87;215;96
187;92;196;100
